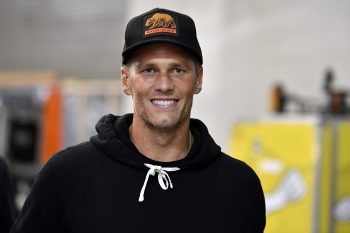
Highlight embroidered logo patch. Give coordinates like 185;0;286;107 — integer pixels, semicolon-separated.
143;12;177;36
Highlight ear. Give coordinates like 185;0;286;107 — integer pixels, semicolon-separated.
121;65;133;96
194;65;203;94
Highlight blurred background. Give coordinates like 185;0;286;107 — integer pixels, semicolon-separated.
0;0;349;232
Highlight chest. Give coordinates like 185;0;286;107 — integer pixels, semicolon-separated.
64;168;249;233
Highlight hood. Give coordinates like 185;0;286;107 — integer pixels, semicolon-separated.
90;114;222;171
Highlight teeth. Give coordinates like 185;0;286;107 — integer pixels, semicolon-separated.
152;99;176;107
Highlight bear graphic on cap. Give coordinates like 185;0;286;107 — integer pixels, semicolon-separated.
145;13;176;29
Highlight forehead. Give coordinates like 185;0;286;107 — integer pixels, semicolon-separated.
127;42;196;66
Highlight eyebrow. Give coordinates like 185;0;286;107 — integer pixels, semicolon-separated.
138;61;191;69
128;55;196;71
134;62;156;70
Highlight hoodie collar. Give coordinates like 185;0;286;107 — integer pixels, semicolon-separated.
90;114;221;171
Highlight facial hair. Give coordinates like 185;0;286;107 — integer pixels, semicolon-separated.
134;95;193;133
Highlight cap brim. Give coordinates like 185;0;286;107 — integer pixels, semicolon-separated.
122;38;202;64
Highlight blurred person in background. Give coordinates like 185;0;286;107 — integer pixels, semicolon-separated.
0;157;16;233
11;8;265;233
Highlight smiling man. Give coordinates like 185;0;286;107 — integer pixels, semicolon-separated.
122;43;202;163
11;8;265;233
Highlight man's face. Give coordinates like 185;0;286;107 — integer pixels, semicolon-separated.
121;43;203;132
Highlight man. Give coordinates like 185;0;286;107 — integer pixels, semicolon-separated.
0;157;16;233
11;8;265;233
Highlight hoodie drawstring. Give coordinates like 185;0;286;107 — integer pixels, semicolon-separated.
139;163;180;202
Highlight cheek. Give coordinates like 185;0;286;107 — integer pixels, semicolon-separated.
176;77;196;93
186;83;198;96
130;82;149;102
125;77;141;96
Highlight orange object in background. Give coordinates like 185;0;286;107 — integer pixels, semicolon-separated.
0;71;62;166
270;84;286;113
40;84;62;165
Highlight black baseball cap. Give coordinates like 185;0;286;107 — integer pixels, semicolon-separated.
122;8;202;65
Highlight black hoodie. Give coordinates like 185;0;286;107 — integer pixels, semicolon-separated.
0;157;16;233
11;114;265;233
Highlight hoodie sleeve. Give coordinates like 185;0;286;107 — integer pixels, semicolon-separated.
243;175;266;233
11;155;67;233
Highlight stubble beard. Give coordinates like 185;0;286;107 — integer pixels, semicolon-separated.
135;100;193;134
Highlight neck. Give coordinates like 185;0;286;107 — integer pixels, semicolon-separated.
129;119;193;162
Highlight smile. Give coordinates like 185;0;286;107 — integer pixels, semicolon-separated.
151;99;178;108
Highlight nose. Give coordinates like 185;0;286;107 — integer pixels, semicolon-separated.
155;71;175;93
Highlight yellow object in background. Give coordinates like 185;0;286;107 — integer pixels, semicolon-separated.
334;123;350;233
229;117;350;233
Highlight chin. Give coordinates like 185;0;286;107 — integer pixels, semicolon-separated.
152;119;177;130
146;117;184;132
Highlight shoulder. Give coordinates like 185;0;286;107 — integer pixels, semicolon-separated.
28;141;99;195
39;141;99;177
216;153;257;174
214;153;265;211
50;141;98;162
215;153;262;186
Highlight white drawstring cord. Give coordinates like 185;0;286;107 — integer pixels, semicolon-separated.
139;163;180;202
